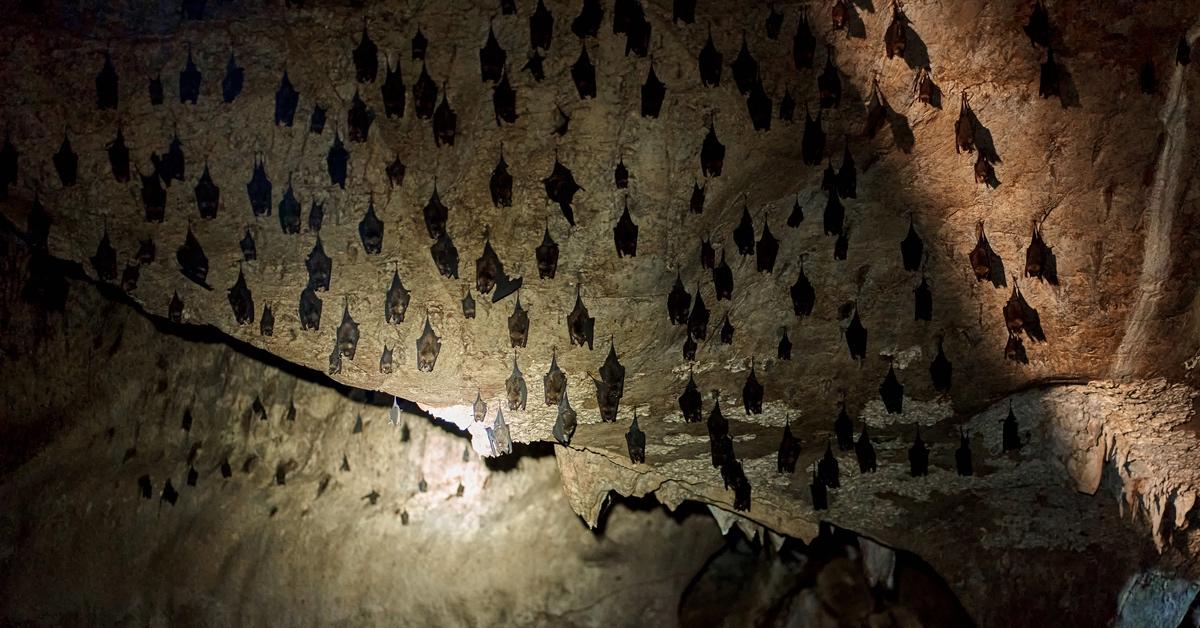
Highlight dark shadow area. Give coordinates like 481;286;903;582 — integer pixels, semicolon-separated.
966;107;1002;165
589;494;715;536
1056;60;1082;108
904;24;930;70
483;440;555;472
989;250;1008;289
845;3;868;39
888;106;916;154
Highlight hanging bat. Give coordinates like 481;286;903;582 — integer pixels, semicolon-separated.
275;71;300;126
713;251;733;300
473;392;487;423
305;237;331;291
688;181;704;214
120;263;139;293
688;284;710;339
530;0;553;50
667;273;691;324
955;428;973;476
698;30;722;87
140;168;166;222
286;400;296;423
135;238;155;265
1002;401;1023;451
818;48;841;108
228;268;254;325
914;277;932;321
327;132;349;188
567;287;595;348
246;157;272;216
834;400;853;450
856;423;877;472
701;123;725;176
818;440;839;488
626;413;646;464
381;56;405;118
543;158;582;225
1039;49;1061;99
336;299;359;359
508;295;529;348
1025;222;1051;281
462;290;476;318
929;338;952;392
194;165;219;219
138;475;152;499
544;350;567;406
865;80;888;139
252;397;268;422
493;70;519;124
491;408;513;456
348;90;375;142
380;344;394;374
974;153;996;187
480;24;507;83
552;105;571;137
765;4;784;39
358;198;383;254
810;464;828;510
779;89;795;122
423;185;448;239
794;10;815;69
414;63;438;119
700;237;716;269
278;181;301;234
475;234;522;301
614;159;630;189
1179;36;1192;66
614;0;636;34
1003;284;1028;335
788;197;804;227
1005;331;1028;363
831;0;849;30
53;134;77;186
506;357;528;410
96;51;118;110
821;192;844;238
571;46;597;99
354;23;379;82
822;160;837;194
884;1;908;60
778;329;793;359
416;317;441;372
968;221;995;282
1023;0;1052;48
176;227;211;289
386;155;406;187
299;285;323;331
310;105;327;134
791;262;815;315
223;54;244;103
307;200;323;232
148;74;164;105
571;0;603;38
879;364;904;413
803;109;826;165
107;127;130;182
900;219;923;271
683;335;697;361
179;47;201;104
625;15;651;58
593;377;620;422
733;205;755;255
757;218;779;273
553;388;577;445
908;427;929;476
719;315;734;344
536;227;559;279
600;341;626;398
955;92;975;153
846;309;867;360
613;198;639;257
412;27;427;61
187;466;199;486
158;133;186;185
433;87;458;147
732;34;759;98
261;303;275;336
431;230;460;279
709;421;732;468
641;65;666;118
678;372;701;422
777;421;799;473
169;292;184;322
491;151;513;207
523;52;546;81
742;362;763;414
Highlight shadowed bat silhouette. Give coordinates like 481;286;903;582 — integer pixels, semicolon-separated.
336;299;359;360
554;388;578;445
778;329;792;359
857;423;877;472
688;283;710;339
732;33;759;96
733;205;755;255
493;70;519;124
169;292;184;322
626;414;646;463
275;71;300;126
507;357;528;410
788;197;804;227
914;276;932;321
179;47;201;104
475;233;522;301
279;180;301;234
698;29;722;87
879;364;904;414
1002;401;1023;451
846;308;867;360
779;89;795;121
543;157;583;225
228;267;254;325
536;227;559;279
818;47;842;108
431;230;460;279
261;304;274;336
674;0;696;23
955;428;973;476
766;5;783;39
818;439;839;488
757;216;779;273
523;51;546;81
713;250;733;300
135;238;155;265
572;0;603;38
567;286;595;349
777;420;800;473
885;1;908;60
679;371;701;422
148;73;164;105
305;236;331;291
423;185;448;239
480;24;507;83
433;86;458;147
0;133;16;198
613;198;639;257
327;132;349;188
107;127;130;183
385;269;410;324
701;122;725;176
508;295;529;348
930;337;952;392
462;290;477;319
748;80;772;131
642;64;666;118
908;427;929;476
531;0;553;50
416;317;441;372
794;10;816;69
701;237;715;269
614;158;630;188
246;156;272;216
414;63;438;119
223;54;244;103
791;260;815;315
835;399;853;450
176;227;211;289
491;150;513;207
381;56;406;118
1024;0;1052;48
742;361;763;414
194;164;219;219
810;464;828;510
53;134;77;186
412;27;427;61
354;23;379;82
668;272;691;324
803;109;826;165
571;45;597;99
955;92;974;153
900;218;923;270
690;181;705;214
348;90;374;142
387;155;405;187
358;197;383;254
96;51;118;110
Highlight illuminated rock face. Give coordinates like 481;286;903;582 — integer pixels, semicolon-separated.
1;0;1200;623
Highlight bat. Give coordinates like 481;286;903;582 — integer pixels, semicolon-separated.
777;420;800;473
756;217;779;273
614;158;630;189
1178;37;1192;66
700;237;715;269
412;27;427;61
423;185;448;239
613;198;639;257
475;234;522;301
701;123;725;176
793;10;815;69
803;109;826;165
260;303;274;336
480;24;507;83
194;165;220;219
818;47;841;108
929;338;952;392
822;161;837;194
179;47;201;104
552;388;578;445
107;127;130;182
974;153;996;187
908;427;929;476
913;66;936;106
240;226;259;264
624;13;651;57
299;286;323;331
358;198;383;254
787;197;804;227
571;46;596;99
536;227;559;279
626;414;646;464
571;0;603;38
732;34;759;97
157;133;186;185
327;132;349;188
508;295;529;347
227;268;254;325
955;428;973;476
678;371;701;422
414;63;438;119
433;87;458;147
641;64;666;118
698;30;722;87
1003;283;1027;335
246;157;272;217
474;392;487;423
490;151;513;207
462;290;476;319
614;0;637;34
778;330;792;360
53;134;77;186
600;341;626;398
489;408;512;455
308;200;324;232
791;261;815;315
544;349;566;405
380;344;394;374
387;155;406;187
668;273;691;324
1025;222;1051;282
140;166;166;223
543;158;582;226
393;268;417;324
329;339;342;375
955;92;974;153
713;251;733;300
567;287;595;348
834;399;853;450
831;0;849;30
381;56;405;118
506;357;527;410
687;285;710;339
552;105;570;136
1005;331;1028;363
742;361;763;414
523;52;546;81
899;219;924;272
223;54;244;103
354;23;378;82
1002;401;1022;451
348;90;374;142
221;457;233;477
416;317;441;372
135;238;155;265
275;71;300;126
914;277;932;321
766;5;783;39
1039;49;1061;99
845;309;867;360
96;51;118;110
733;205;755;255
884;1;908;60
673;0;695;23
1024;0;1052;48
148;74;164;105
138;475;152;499
310;105;327;134
187;466;199;486
531;0;553;50
493;71;518;124
337;299;359;359
879;364;904;414
810;464;828;510
683;335;697;361
593;376;620;423
305;237;331;291
169;292;184;322
431;230;460;279
275;464;288;486
176;227;211;289
865;80;887;139
279;181;301;234
968;221;995;282
818;439;839;488
120;263;139;292
856;423;877;472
